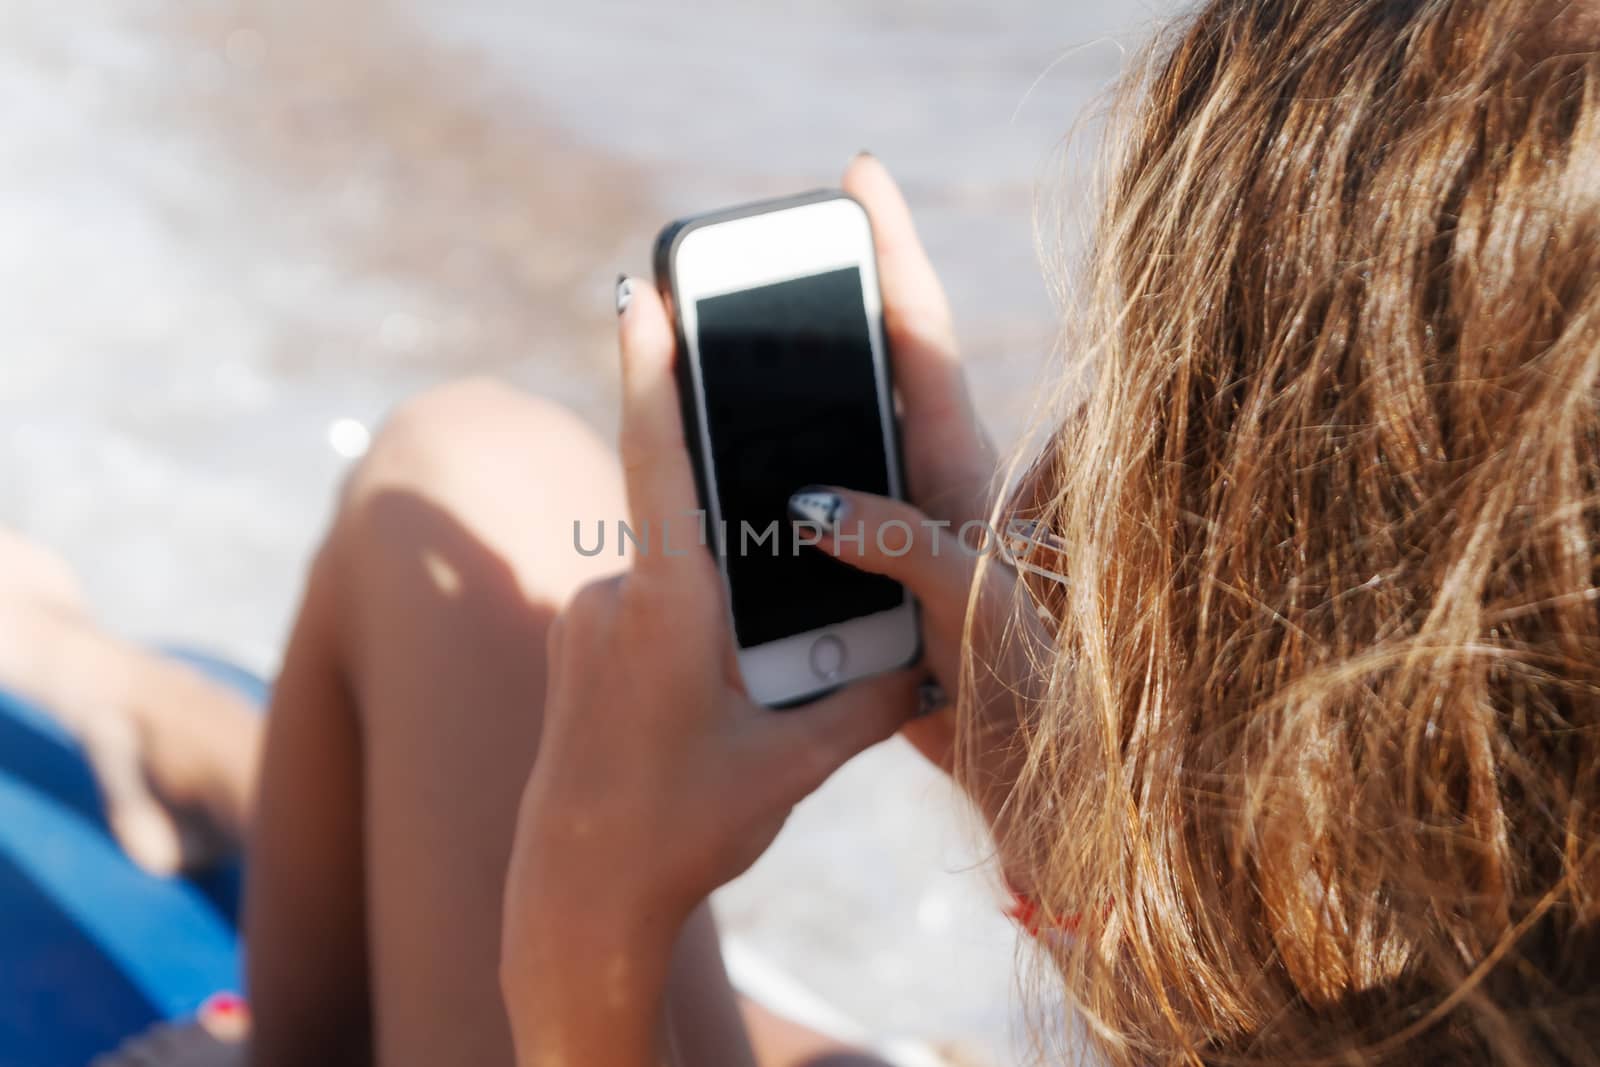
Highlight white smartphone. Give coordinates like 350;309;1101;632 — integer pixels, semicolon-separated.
654;190;921;707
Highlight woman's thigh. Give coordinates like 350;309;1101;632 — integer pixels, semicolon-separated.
252;379;749;1066
343;380;657;1066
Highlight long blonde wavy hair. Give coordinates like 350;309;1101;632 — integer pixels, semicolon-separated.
983;1;1600;1062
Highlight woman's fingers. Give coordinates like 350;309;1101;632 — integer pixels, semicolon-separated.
842;155;994;514
787;484;1009;774
788;486;974;627
763;668;922;804
616;277;705;581
842;154;958;365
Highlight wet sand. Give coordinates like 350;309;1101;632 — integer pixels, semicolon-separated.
167;0;659;430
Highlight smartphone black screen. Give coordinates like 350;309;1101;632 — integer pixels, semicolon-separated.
694;266;905;649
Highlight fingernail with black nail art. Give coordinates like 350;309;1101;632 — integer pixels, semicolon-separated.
916;679;947;719
788;488;845;535
615;275;633;316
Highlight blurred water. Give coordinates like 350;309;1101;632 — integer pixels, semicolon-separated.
0;0;1182;1061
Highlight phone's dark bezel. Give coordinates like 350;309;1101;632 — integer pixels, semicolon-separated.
652;189;922;706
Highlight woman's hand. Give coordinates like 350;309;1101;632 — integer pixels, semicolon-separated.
499;274;920;1067
844;155;996;526
833;156;1013;772
819;159;1051;870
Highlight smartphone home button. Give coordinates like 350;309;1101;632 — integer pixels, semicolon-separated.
809;635;847;681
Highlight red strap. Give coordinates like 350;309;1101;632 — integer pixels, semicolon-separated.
1004;886;1081;938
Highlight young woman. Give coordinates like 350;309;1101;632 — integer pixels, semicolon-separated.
12;0;1598;1064
484;0;1600;1063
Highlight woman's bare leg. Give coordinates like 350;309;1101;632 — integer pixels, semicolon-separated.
3;388;889;1065
245;380;752;1066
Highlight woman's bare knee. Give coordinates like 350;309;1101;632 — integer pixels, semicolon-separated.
349;378;610;512
334;377;626;608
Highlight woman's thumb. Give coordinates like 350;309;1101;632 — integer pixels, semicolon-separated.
787;486;973;616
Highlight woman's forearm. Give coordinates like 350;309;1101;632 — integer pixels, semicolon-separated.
502;879;683;1067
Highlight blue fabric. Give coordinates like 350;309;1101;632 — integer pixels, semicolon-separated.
0;849;154;1067
0;685;103;831
0;654;265;1065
